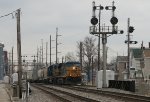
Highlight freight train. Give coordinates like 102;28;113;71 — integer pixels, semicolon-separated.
36;62;82;85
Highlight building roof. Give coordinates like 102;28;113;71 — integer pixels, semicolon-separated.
130;48;150;58
0;43;4;47
131;48;143;58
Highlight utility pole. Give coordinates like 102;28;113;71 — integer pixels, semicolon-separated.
50;35;51;66
102;33;107;87
98;5;101;71
56;28;61;65
56;28;58;65
12;47;14;74
92;56;94;86
46;42;48;67
41;46;42;66
37;47;39;74
16;9;22;98
127;18;130;79
125;18;136;79
8;52;11;78
80;42;83;72
91;1;102;71
39;46;42;67
41;39;43;66
140;41;144;80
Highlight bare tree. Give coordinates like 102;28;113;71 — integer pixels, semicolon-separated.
83;36;97;66
77;36;97;81
65;52;77;62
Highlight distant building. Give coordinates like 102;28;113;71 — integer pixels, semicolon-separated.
142;49;150;80
130;48;143;79
0;43;4;80
116;56;128;80
130;43;150;80
116;43;150;81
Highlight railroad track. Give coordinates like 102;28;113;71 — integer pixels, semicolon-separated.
60;85;150;102
31;84;101;102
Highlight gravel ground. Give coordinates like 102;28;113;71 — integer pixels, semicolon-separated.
46;85;125;102
21;85;140;102
23;86;63;102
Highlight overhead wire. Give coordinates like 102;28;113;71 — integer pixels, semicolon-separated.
0;9;20;19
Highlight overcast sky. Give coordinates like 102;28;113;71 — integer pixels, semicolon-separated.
0;0;150;63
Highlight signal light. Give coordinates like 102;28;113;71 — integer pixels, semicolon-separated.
93;6;96;10
23;60;25;62
91;17;98;25
110;17;118;25
112;6;116;11
105;6;109;10
132;41;138;44
125;40;137;44
129;26;135;33
100;6;104;10
120;30;124;34
105;6;116;10
129;41;137;44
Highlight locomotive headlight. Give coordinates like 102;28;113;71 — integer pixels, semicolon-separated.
73;67;76;70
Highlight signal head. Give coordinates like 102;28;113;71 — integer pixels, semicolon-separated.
120;30;124;34
112;6;116;11
110;17;118;25
129;26;135;33
100;6;104;10
91;17;98;25
105;6;109;10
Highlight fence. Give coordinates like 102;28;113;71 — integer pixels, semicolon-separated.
108;80;135;92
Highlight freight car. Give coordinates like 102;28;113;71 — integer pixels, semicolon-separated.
47;62;82;84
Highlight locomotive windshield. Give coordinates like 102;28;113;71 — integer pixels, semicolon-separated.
65;62;80;67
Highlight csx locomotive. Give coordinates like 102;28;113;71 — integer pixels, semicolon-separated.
37;62;82;84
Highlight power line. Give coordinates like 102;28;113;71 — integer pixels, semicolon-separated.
0;9;18;19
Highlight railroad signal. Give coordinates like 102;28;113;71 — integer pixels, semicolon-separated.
90;1;123;88
91;17;98;25
110;16;118;25
129;26;135;33
93;6;96;11
132;41;138;44
125;40;138;44
33;59;36;62
100;6;104;10
120;30;124;34
105;6;116;11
